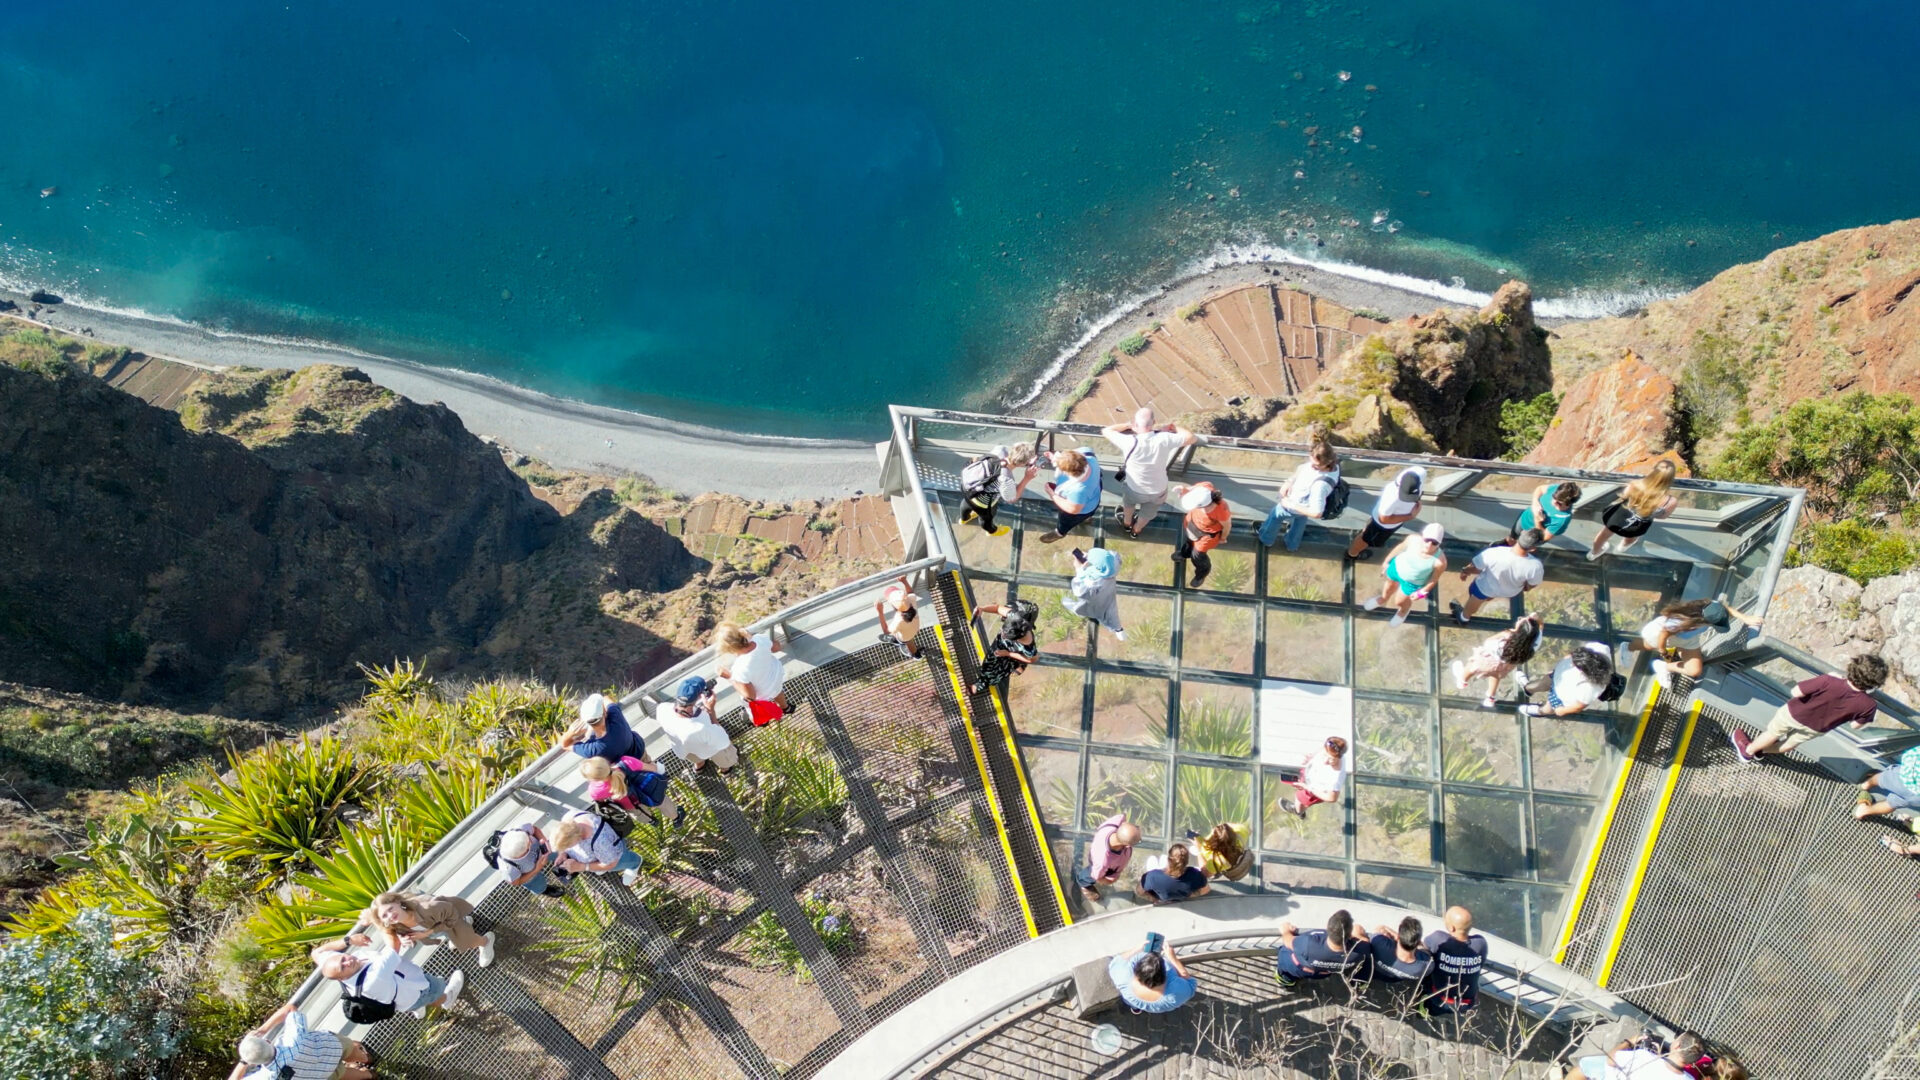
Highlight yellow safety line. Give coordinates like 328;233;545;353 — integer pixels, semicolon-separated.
951;571;1076;927
932;603;1041;939
1554;684;1662;964
1596;697;1704;989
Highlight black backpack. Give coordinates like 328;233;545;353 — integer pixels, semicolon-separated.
481;829;504;869
1318;476;1352;520
340;970;398;1025
1598;673;1627;703
960;455;1003;501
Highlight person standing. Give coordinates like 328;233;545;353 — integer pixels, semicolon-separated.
1508;480;1582;545
1451;529;1546;625
969;600;1040;696
1347;465;1426;562
1519;643;1614;718
1038;448;1103;543
958;443;1037;537
553;807;647;888
581;754;681;827
1171;482;1232;589
1259;426;1342;552
873;577;924;660
494;822;563;897
1280;736;1348;817
310;934;464;1022
1077;812;1142;902
364;890;496;968
1368;917;1434;986
1588;461;1680;561
1421;905;1488;1015
1136;843;1211;903
1274;909;1372;986
1061;546;1126;640
1450;613;1544;708
1103;408;1198;537
715;621;789;721
557;693;645;765
1733;654;1889;762
655;675;738;772
228;1001;372;1080
1362;523;1447;626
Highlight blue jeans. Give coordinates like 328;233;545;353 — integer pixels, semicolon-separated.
413;973;448;1012
1575;1056;1607;1079
520;870;550;894
614;849;644;874
1260;504;1309;550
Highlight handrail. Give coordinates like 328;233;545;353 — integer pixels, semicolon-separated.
889;405;945;563
280;551;950;1019
1745;488;1803;622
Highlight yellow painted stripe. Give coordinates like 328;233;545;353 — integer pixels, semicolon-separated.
952;571;1075;927
1596;697;1704;988
932;603;1040;939
1553;683;1662;964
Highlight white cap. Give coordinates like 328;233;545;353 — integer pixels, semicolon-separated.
1179;485;1215;512
884;585;919;607
238;1035;275;1065
579;693;610;724
1420;522;1445;542
499;829;533;860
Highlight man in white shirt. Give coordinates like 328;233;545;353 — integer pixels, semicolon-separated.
1258;438;1341;552
1564;1031;1720;1079
1346;466;1425;561
228;1001;371;1080
1451;529;1546;624
1102;407;1198;537
1280;736;1349;817
656;675;738;772
1520;643;1613;718
311;934;463;1021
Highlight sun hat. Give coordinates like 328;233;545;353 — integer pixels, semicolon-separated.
237;1034;275;1065
579;693;610;724
1420;522;1445;542
674;675;714;706
1179;485;1216;512
500;829;533;860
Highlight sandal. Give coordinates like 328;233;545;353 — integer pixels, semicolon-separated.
1883;834;1919;858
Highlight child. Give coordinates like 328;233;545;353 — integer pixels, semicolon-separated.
580;755;682;828
1281;737;1348;818
873;577;923;660
1450;614;1545;708
969;599;1039;696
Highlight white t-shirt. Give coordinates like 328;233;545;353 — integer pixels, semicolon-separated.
562;809;628;867
1550;655;1606;709
1470;545;1545;599
1371;467;1424;525
1284;463;1340;517
1599;1048;1685;1078
1106;429;1187;496
656;700;733;761
349;942;431;1012
1299;750;1351;798
719;633;785;700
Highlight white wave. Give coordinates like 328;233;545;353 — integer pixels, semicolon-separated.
1008;284;1161;409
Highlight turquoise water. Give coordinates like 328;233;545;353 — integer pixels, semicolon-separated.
2;1;1917;434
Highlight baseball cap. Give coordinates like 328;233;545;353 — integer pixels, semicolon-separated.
1420;522;1445;542
674;675;714;705
1397;467;1427;501
500;829;533;860
579;693;610;724
1699;600;1731;628
1179;485;1216;512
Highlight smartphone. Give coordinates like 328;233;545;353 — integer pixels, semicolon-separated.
1145;932;1165;955
1071;548;1087;563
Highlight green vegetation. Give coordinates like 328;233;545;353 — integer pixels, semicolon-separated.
1117;331;1150;356
1784;520;1920;584
739;895;854;981
180;736;378;885
1497;390;1561;461
1353;308;1389;322
613;475;670;505
0;909;181;1079
1177;302;1207;321
0;325;129;381
1675;331;1756;449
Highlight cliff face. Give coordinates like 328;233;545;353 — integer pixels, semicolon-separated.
1522;349;1686;475
0;356;559;716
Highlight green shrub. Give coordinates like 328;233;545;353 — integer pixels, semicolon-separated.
1497;391;1560;461
739;895;854;981
0;909;181;1079
181;736;379;886
1710;392;1920;523
1785;520;1920;584
1117;331;1149;356
1675;332;1756;447
252;814;424;949
1177;302;1207;321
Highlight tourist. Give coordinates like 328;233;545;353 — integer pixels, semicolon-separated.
1519;643;1614;718
1038;447;1102;543
364;889;496;967
1852;743;1920;825
557;692;645;764
1076;812;1142;902
1508;480;1582;545
1587;460;1681;561
1346;465;1426;562
1621;598;1763;685
581;754;682;827
1361;522;1447;627
968;599;1039;696
228;1001;372;1080
493;822;563;897
1104;408;1198;537
715;621;789;721
1170;481;1232;589
1258;425;1342;552
1451;529;1546;625
1061;545;1126;640
1191;822;1252;880
1278;736;1348;817
311;933;464;1021
873;576;924;660
552;807;646;888
1421;905;1488;1015
1565;1032;1746;1079
958;442;1037;537
1136;843;1212;903
1450;613;1544;708
1108;938;1197;1014
1368;916;1434;985
655;674;738;772
1732;654;1888;763
1274;908;1372;987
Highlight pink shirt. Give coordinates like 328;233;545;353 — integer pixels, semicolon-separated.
1088;814;1134;882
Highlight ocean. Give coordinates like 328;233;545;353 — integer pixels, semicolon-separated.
3;0;1917;435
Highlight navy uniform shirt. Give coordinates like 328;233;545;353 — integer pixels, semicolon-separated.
1278;929;1372;979
1368;933;1434;982
1423;930;1489;1006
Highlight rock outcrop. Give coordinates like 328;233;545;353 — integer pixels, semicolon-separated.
1763;565;1920;702
1523;349;1686;475
1260;281;1554;457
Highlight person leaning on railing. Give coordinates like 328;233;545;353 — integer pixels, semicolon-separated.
226;1000;373;1080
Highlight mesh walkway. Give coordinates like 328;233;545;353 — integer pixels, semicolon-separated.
352;634;1034;1079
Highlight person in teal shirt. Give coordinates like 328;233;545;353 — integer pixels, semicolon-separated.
1508;481;1580;543
1039;447;1102;543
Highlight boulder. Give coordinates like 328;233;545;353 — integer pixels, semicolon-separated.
1524;349;1684;474
1766;566;1920;701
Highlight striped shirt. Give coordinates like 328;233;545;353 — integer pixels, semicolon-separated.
243;1010;343;1080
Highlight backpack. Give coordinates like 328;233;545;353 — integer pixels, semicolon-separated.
960;455;1003;501
632;769;671;808
481;829;504;870
340;969;398;1025
1318;476;1352;520
1598;673;1626;702
593;800;636;838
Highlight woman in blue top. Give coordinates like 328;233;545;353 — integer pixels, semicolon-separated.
1362;523;1447;627
1108;942;1197;1013
1039;448;1102;543
1507;481;1580;544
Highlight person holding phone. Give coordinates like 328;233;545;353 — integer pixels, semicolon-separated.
1108;937;1196;1013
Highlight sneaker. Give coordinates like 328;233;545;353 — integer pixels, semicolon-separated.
960;508;976;523
1481;693;1497;709
1615;641;1634;671
1649;659;1671;688
1081;885;1101;903
878;632;899;645
1189;569;1210;590
620;868;640;888
1388;612;1406;627
1449;660;1467;690
1278;797;1299;817
541;884;567;897
1038;531;1063;544
1112;630;1127;641
988;525;1011;537
441;970;465;1013
1449;601;1469;626
1275;971;1298;988
477;931;497;968
897;641;917;660
1584;548;1602;562
1362;597;1381;612
1729;728;1756;763
671;805;687;828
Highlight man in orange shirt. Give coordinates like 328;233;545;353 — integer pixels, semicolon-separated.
1172;483;1232;589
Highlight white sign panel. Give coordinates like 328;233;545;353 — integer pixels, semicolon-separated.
1258;679;1354;768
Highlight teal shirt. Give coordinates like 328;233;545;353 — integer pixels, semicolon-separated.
1518;483;1573;536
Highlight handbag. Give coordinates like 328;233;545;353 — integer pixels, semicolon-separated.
594;800;636;838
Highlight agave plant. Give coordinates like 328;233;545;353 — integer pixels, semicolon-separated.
358;658;439;707
390;761;491;846
182;736;380;886
254;814;424;948
1165;698;1254;757
736;725;849;848
529;886;664;1010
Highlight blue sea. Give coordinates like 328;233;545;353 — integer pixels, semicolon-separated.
3;1;1917;434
